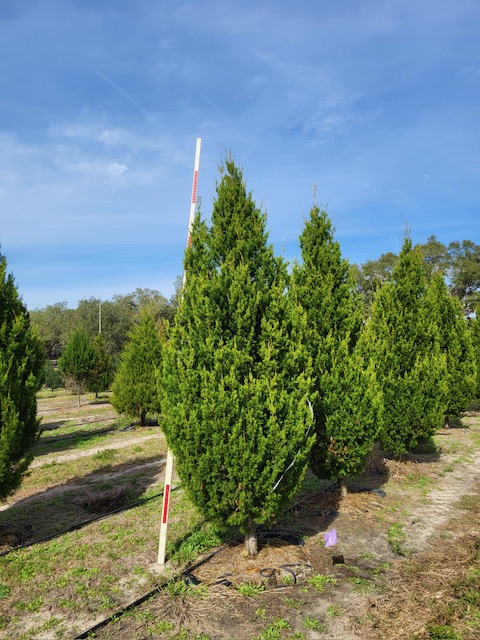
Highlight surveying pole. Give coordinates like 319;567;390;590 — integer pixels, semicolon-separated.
157;137;202;566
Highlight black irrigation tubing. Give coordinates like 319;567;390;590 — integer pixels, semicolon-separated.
73;490;341;639
73;531;312;639
0;487;180;559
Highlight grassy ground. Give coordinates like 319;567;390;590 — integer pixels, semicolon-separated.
0;392;479;639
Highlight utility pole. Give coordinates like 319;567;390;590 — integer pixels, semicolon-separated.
157;137;202;566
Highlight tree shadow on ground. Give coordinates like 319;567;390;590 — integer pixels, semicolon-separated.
0;455;166;550
32;422;134;457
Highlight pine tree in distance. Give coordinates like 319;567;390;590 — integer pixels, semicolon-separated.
159;159;315;556
58;329;97;407
111;310;163;426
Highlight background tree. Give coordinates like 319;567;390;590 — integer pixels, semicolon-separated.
470;309;480;400
416;235;450;281
30;302;74;360
364;238;446;455
448;240;480;313
426;273;476;425
43;361;64;392
0;254;45;498
293;206;381;493
111;310;163;426
159;159;314;556
353;251;398;317
88;334;114;397
58;328;97;406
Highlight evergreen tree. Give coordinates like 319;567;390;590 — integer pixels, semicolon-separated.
470;309;480;400
159;159;315;556
43;361;64;392
88;334;114;396
364;238;446;455
425;273;476;425
111;310;163;425
292;206;382;493
58;329;97;406
0;254;45;498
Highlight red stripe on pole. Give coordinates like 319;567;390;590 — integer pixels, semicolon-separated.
191;170;199;203
162;485;171;524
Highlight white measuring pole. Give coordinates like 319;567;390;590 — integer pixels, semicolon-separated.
157;137;202;566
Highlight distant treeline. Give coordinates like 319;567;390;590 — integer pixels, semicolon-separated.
30;236;479;362
30;286;180;361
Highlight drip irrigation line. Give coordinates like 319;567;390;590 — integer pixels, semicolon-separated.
74;531;310;639
0;487;180;558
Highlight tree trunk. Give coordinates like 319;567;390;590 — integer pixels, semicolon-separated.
244;516;258;556
444;415;450;428
338;478;348;497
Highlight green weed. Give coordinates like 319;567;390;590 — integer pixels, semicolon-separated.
387;523;411;556
307;573;337;592
237;582;265;596
303;616;326;631
283;597;305;610
254;618;290;640
326;603;344;617
0;584;11;599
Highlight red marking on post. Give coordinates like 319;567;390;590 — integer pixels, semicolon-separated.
191;170;199;203
162;485;171;524
187;234;192;247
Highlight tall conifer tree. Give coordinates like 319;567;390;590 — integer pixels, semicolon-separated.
292;206;382;492
426;273;476;424
364;238;446;454
111;310;163;426
470;309;480;400
58;328;97;406
160;160;314;555
0;254;45;498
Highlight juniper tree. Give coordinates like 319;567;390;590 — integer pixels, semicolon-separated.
58;328;97;406
292;206;382;493
0;254;45;498
88;333;114;397
111;310;163;426
425;273;476;425
159;159;315;556
364;238;446;455
470;310;480;400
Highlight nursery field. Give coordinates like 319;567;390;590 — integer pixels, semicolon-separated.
0;391;479;640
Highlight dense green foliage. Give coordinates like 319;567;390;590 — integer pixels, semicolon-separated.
159;160;315;554
43;361;64;391
111;310;163;425
0;255;45;498
88;334;114;396
426;273;476;424
30;288;176;361
469;310;480;400
58;328;97;406
292;207;381;487
364;238;446;455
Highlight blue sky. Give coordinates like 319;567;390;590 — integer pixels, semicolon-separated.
1;0;479;309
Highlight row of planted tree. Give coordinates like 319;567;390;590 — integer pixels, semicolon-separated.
1;158;480;555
